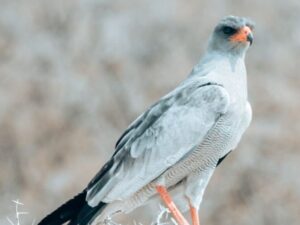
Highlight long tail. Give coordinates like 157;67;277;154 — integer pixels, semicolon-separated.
38;190;106;225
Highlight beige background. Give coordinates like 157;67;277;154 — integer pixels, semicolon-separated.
0;0;299;224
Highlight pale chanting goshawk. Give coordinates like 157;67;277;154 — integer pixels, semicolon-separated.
38;15;255;225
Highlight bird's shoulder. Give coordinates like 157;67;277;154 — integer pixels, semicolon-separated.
114;78;230;154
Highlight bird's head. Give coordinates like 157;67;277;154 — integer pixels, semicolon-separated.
208;16;255;56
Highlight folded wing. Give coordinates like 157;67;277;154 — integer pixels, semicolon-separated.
86;81;230;206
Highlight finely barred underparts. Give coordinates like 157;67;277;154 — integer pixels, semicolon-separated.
93;101;250;225
122;112;240;211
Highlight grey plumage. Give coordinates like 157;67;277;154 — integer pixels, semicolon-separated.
38;15;254;225
87;81;229;205
87;16;254;213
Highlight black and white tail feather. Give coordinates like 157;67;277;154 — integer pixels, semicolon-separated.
38;190;106;225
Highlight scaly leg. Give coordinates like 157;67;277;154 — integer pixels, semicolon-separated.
189;203;200;225
156;185;190;225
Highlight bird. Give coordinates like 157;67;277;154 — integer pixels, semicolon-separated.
38;15;255;225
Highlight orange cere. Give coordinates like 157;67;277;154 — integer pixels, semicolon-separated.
230;26;252;43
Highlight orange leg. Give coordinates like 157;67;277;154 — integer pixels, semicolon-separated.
189;203;200;225
156;185;190;225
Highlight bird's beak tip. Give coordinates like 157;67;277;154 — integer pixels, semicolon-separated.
247;33;253;45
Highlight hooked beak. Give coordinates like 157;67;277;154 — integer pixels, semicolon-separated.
247;32;253;45
230;26;253;45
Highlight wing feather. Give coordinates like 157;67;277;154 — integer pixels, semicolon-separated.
86;81;230;206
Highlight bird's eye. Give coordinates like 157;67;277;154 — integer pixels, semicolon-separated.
222;26;236;35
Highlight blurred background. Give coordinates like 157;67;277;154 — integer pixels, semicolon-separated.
0;0;300;224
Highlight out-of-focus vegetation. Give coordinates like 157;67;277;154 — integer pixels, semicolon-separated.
0;0;299;224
